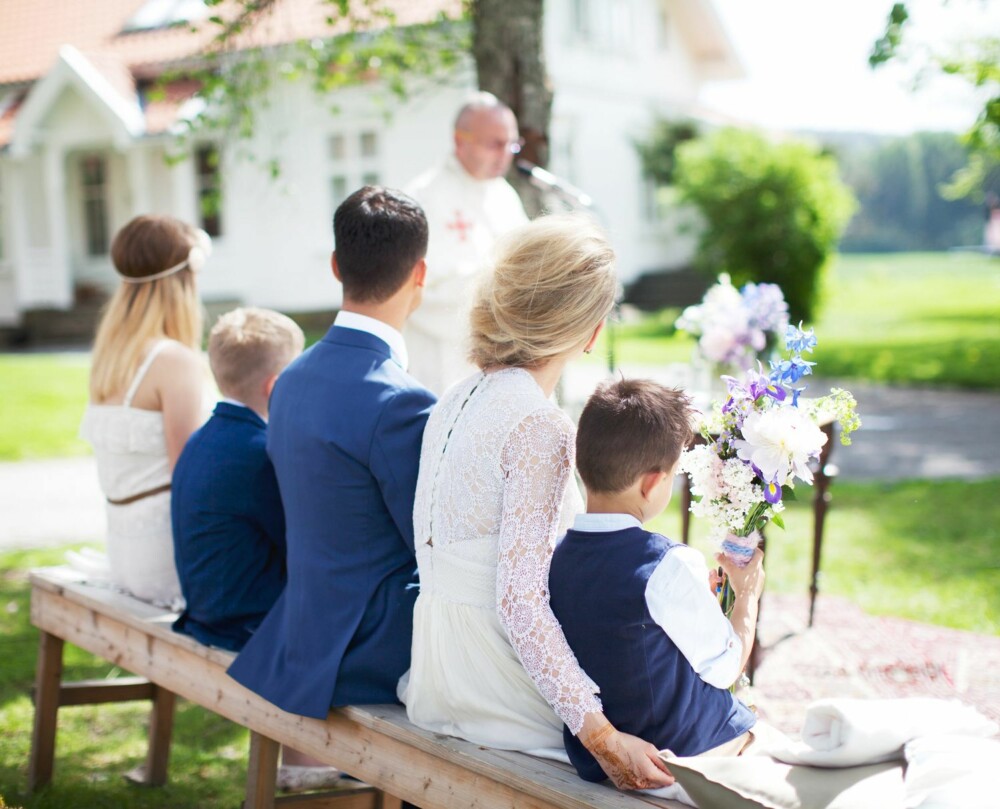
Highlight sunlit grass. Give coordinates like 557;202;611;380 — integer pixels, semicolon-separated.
592;252;1000;388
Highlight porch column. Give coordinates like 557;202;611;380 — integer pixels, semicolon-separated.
169;152;199;226
127;146;151;216
41;145;72;308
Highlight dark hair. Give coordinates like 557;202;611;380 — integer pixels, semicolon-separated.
333;186;428;302
576;378;695;494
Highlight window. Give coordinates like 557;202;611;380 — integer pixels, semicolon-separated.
571;0;633;51
328;129;382;212
195;144;222;237
81;155;109;256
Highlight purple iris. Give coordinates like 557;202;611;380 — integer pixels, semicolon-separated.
763;480;783;504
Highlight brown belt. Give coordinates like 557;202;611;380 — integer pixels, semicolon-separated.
107;483;171;506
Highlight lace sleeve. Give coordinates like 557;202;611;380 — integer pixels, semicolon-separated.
496;407;603;735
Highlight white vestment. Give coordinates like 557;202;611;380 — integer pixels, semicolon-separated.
404;156;528;395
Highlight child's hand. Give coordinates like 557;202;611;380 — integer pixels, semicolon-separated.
708;566;724;594
717;547;765;600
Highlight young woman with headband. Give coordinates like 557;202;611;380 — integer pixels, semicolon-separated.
79;215;209;607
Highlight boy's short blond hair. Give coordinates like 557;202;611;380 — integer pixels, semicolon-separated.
208;307;305;402
576;378;696;494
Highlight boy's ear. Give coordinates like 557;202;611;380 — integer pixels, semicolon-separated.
639;469;669;501
262;373;280;401
331;251;341;282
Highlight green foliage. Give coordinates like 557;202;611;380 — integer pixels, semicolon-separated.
0;355;90;461
673;128;856;322
870;4;999;203
633;118;701;186
832;131;983;251
0;548;249;808
164;1;470;166
651;478;1000;634
593;252;1000;390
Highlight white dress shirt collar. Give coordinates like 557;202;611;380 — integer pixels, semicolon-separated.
334;310;409;371
572;512;643;533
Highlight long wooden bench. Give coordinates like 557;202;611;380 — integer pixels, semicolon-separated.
28;567;681;808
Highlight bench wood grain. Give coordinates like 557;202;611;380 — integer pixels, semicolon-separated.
28;567;680;808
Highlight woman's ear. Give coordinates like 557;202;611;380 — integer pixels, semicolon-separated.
584;320;605;353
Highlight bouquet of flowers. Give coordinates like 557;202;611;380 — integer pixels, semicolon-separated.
679;323;861;617
676;274;790;373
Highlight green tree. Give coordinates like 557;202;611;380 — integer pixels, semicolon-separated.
673;128;856;322
870;2;999;202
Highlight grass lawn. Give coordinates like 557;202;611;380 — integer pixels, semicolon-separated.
0;549;249;809
597;252;1000;389
651;477;1000;635
0;355;91;461
0;476;997;806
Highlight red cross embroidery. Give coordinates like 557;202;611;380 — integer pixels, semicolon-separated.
445;210;473;242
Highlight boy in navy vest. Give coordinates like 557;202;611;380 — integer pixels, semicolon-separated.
172;306;304;652
549;378;765;785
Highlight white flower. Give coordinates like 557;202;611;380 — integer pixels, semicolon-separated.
733;407;828;485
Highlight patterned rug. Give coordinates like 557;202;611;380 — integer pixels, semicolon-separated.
745;593;1000;736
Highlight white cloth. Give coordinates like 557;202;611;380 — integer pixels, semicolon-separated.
403;155;528;395
903;734;1000;808
400;367;599;749
79;340;184;608
768;698;999;768
334;310;408;371
571;513;744;690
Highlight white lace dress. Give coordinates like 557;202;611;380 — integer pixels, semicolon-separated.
79;341;184;608
399;368;602;751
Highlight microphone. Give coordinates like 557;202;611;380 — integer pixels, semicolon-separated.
515;159;593;209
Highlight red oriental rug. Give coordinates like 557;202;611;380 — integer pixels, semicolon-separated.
746;593;1000;737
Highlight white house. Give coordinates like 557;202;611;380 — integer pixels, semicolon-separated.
0;0;741;328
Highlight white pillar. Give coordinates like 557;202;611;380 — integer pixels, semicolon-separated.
127;145;151;216
42;145;73;308
169;152;198;225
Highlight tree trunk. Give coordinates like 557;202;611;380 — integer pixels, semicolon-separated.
472;0;552;215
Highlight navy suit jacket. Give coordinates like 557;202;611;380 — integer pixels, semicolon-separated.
227;325;436;718
171;402;287;651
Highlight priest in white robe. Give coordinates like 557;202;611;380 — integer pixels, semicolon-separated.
404;93;529;395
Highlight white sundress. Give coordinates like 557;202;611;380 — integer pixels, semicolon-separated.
79;341;184;608
399;367;600;752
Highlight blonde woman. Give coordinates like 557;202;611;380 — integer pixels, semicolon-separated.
400;215;674;790
79;215;208;607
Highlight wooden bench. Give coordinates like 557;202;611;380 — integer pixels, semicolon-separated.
28;567;680;808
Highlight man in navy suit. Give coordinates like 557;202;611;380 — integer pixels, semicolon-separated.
171;307;305;651
228;186;437;719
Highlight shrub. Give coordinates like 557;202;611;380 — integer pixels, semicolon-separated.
674;128;856;321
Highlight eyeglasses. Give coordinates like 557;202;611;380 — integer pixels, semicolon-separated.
458;131;524;155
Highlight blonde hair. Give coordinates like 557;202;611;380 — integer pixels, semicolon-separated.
469;215;617;369
89;215;204;402
208;307;305;402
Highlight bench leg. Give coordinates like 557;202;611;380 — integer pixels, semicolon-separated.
378;795;403;809
245;730;280;809
28;630;64;791
144;685;176;785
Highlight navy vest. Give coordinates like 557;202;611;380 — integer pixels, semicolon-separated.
549;526;756;782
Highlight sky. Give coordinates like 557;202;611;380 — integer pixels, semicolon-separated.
701;0;999;135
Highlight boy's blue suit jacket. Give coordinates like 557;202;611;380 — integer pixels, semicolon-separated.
227;324;436;718
171;402;286;651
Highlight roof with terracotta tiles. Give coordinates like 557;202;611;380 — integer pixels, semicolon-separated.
0;0;460;87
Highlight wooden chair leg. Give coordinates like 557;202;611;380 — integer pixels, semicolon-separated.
28;631;64;791
245;731;280;809
143;685;175;786
378;795;403;809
